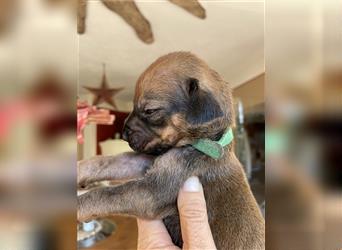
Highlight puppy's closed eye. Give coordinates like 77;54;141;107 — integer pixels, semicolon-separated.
144;108;161;116
142;108;166;126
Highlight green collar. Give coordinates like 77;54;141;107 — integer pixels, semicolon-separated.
190;128;234;159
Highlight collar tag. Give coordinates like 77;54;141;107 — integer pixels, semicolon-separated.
190;128;234;159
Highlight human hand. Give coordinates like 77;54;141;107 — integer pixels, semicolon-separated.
77;100;115;144
137;176;217;250
77;100;115;125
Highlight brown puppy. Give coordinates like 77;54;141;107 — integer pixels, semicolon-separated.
78;52;265;249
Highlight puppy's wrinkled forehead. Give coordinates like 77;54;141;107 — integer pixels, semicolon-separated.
133;52;232;121
134;73;181;110
135;53;204;104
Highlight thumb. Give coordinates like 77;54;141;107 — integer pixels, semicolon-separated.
177;176;216;250
137;219;178;250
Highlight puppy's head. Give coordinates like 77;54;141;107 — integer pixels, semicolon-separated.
123;52;234;154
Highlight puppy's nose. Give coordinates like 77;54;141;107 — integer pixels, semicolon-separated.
122;125;132;141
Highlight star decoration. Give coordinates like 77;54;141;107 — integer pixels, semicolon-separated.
83;65;123;110
77;0;206;44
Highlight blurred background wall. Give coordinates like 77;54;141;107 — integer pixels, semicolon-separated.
0;0;340;249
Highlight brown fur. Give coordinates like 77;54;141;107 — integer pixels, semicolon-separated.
78;52;265;249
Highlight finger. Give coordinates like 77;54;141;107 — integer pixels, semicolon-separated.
177;176;216;250
96;109;110;114
87;115;115;124
137;219;179;250
87;117;113;124
77;100;88;108
87;113;111;119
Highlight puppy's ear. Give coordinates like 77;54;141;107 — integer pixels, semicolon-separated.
186;77;199;96
185;77;223;124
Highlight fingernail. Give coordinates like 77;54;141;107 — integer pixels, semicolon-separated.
182;176;201;192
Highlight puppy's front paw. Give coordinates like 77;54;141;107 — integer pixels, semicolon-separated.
77;158;100;189
77;177;88;190
77;193;98;222
77;160;88;189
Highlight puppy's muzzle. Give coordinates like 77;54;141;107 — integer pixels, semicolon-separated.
123;124;146;151
122;125;132;141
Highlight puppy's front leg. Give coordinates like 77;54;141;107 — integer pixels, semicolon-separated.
78;152;154;188
78;177;179;222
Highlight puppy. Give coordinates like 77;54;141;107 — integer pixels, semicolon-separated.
78;52;265;249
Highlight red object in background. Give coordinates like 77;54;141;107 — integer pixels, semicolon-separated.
77;100;115;144
0;101;28;140
77;106;90;144
0;98;66;141
96;110;129;154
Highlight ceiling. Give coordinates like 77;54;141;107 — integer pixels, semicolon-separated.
0;0;265;108
78;0;265;106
